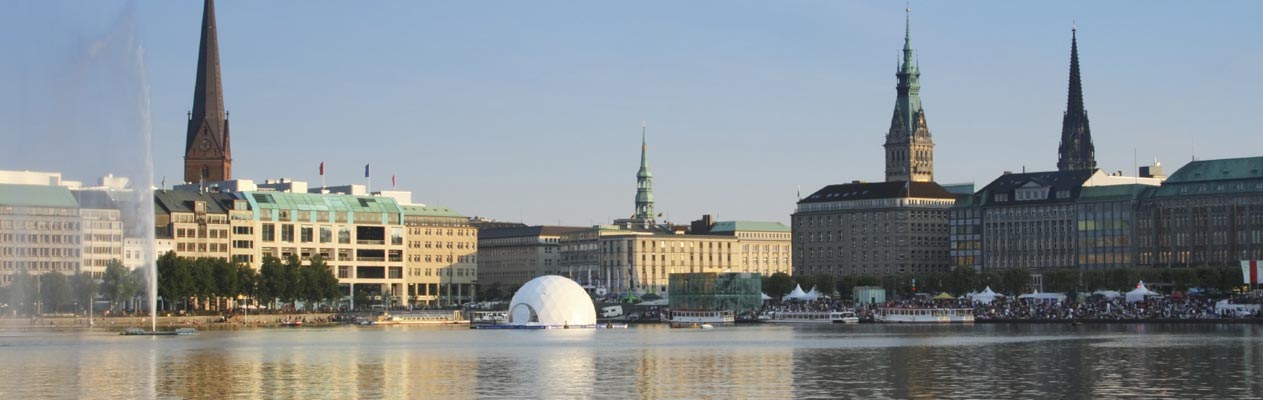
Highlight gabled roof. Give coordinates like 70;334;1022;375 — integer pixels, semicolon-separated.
0;184;78;208
976;169;1096;206
798;181;954;204
154;190;235;214
1163;157;1263;184
709;221;790;233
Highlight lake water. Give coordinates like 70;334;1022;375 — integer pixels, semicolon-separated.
1;323;1261;399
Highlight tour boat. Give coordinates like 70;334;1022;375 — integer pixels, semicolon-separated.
830;311;860;324
669;310;734;327
763;311;835;323
280;320;303;327
874;307;975;323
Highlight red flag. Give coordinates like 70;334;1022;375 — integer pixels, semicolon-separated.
319;162;324;176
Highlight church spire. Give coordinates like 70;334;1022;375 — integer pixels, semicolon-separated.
884;4;934;183
634;122;655;224
184;0;232;183
1057;24;1097;171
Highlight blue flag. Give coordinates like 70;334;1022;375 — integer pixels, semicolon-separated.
364;163;370;178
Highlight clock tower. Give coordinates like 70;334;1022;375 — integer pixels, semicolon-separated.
184;0;232;184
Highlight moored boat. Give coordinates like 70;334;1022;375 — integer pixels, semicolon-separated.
874;307;975;323
669;310;734;327
830;311;860;324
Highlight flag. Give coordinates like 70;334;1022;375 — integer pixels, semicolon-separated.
364;163;370;178
392;174;396;188
1242;260;1260;285
319;162;324;176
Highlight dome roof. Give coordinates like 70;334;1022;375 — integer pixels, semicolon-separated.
508;275;596;327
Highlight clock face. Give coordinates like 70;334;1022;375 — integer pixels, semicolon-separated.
200;137;212;151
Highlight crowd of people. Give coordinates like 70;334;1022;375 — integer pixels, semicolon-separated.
758;293;1263;321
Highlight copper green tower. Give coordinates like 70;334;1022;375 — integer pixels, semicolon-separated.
884;6;934;183
633;122;655;226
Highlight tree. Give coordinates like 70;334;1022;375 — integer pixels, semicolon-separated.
300;255;340;308
763;272;795;300
481;282;504;301
70;273;98;315
100;260;131;311
812;273;836;296
213;258;239;308
998;268;1031;295
40;271;71;314
157;252;192;312
258;256;286;309
6;271;38;316
946;266;978;295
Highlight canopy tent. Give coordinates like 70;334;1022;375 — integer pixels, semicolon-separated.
761;292;773;301
782;284;809;301
967;286;1003;304
932;292;955;300
1018;291;1066;303
1125;281;1160;303
802;287;823;301
1091;290;1122;300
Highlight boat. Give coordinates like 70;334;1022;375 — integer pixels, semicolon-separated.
669;310;734;327
372;311;470;325
763;311;835;323
874;307;975;323
279;320;303;327
830;311;860;324
120;327;198;336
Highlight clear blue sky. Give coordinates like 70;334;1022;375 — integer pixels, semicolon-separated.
2;1;1261;225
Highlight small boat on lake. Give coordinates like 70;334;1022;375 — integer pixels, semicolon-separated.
830;311;860;324
874;308;975;323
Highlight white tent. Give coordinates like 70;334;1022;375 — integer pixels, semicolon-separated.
1018;290;1066;303
1125;281;1160;303
968;286;1003;304
1091;290;1122;300
782;284;808;301
761;292;772;301
802;287;823;301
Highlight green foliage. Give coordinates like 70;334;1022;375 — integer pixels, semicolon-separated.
998;269;1031;295
100;260;131;310
39;271;71;313
70;272;98;313
811;273;836;296
481;282;504;301
763;272;795;300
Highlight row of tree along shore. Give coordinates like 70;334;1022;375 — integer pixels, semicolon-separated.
762;265;1248;300
1;253;343;318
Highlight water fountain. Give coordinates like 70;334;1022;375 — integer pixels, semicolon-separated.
2;3;162;333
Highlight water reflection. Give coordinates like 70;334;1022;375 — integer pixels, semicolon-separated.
0;324;1261;399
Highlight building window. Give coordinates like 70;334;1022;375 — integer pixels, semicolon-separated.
261;224;275;242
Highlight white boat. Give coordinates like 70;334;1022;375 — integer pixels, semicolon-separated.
763;311;835;323
670;310;734;327
875;308;975;323
830;311;860;324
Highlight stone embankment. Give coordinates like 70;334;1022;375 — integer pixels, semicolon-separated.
0;313;340;330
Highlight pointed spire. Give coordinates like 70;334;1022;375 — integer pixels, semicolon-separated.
188;0;226;152
634;122;655;223
639;121;649;173
903;2;912;52
1057;23;1096;171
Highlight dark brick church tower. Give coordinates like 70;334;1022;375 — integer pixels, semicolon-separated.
184;0;232;184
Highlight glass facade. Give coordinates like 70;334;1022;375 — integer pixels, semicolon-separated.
1076;200;1134;270
668;272;762;313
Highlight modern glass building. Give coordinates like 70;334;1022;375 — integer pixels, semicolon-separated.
667;272;762;313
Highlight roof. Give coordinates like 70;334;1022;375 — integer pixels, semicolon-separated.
708;221;790;233
154;190;235;214
0;184;78;208
1163;157;1263;184
71;190;119;210
401;204;466;218
479;225;586;240
798;181;955;204
243;191;401;214
975;169;1096;206
1078;184;1148;203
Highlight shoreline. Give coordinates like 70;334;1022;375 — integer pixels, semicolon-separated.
0;313;340;330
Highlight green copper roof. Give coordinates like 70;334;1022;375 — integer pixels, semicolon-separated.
1078;184;1149;202
243;191;402;224
709;221;790;233
0;184;78;208
1163;157;1263;183
401;204;466;218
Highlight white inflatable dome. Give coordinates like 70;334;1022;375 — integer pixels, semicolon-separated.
508;275;596;327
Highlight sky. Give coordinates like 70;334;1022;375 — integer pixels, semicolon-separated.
2;1;1261;226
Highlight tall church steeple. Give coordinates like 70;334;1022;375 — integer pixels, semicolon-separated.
633;122;655;225
884;5;934;183
184;0;233;184
1057;24;1097;171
